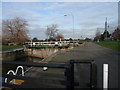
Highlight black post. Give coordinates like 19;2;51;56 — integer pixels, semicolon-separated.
65;60;74;90
69;60;74;90
90;61;97;89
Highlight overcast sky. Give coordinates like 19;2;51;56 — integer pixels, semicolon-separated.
2;2;118;39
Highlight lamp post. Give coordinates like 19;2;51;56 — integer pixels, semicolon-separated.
64;14;75;46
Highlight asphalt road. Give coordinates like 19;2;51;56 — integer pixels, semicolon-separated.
50;42;119;88
24;42;119;89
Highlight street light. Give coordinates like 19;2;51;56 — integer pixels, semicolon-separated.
64;14;75;46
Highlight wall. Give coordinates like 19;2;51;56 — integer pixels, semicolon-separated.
25;47;60;58
1;47;69;61
1;49;26;61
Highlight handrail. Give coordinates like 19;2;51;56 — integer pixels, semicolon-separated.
2;61;69;68
2;60;97;89
70;59;94;63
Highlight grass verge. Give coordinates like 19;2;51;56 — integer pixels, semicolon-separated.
2;45;23;51
95;40;120;51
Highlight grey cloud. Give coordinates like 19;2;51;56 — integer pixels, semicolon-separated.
29;27;46;39
2;2;118;39
78;21;102;28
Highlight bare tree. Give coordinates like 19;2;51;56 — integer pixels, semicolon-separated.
45;24;58;40
95;29;101;37
2;17;29;45
95;29;101;42
56;33;64;41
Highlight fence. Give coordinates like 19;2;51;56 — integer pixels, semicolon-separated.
2;60;97;90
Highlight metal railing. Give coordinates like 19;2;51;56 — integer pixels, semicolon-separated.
2;60;97;90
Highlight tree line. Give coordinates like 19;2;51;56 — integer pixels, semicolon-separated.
2;17;119;45
94;27;120;41
2;17;64;45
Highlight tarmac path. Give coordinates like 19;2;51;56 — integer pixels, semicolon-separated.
25;42;119;89
50;42;119;88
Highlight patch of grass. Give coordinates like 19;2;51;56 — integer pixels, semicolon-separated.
95;40;120;51
2;45;24;51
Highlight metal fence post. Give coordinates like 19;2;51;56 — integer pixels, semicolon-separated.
90;61;97;89
65;60;74;90
69;60;74;90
